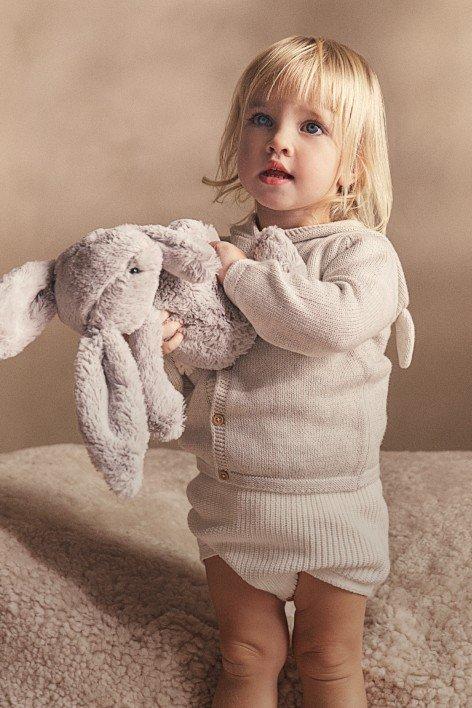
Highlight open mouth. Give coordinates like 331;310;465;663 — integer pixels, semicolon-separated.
259;169;294;182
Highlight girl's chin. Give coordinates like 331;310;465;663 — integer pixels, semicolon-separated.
254;192;296;209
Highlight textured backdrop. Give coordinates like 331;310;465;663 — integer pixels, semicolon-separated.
0;1;470;452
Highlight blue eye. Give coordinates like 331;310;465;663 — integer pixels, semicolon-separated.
304;121;323;135
248;113;324;135
250;113;272;127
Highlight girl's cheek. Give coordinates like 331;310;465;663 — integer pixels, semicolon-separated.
242;137;260;161
237;151;250;178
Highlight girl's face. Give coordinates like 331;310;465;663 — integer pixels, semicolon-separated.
237;96;342;228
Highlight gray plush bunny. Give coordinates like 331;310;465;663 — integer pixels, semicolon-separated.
0;218;307;499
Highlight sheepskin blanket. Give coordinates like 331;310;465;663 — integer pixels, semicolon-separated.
0;444;470;706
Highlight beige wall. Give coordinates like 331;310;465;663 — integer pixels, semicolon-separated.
1;1;470;453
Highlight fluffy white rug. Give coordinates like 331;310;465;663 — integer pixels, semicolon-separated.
0;444;470;706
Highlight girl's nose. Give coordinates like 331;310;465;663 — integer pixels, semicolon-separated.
266;132;292;155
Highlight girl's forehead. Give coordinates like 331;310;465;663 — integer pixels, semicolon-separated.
249;95;331;111
248;85;333;110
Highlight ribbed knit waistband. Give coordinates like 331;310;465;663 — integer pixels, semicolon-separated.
195;459;381;494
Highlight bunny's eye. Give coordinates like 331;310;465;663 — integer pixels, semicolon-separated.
129;267;141;274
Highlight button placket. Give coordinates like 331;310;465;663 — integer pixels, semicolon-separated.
210;368;232;483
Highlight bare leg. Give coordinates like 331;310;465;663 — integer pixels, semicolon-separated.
292;572;368;707
203;555;290;707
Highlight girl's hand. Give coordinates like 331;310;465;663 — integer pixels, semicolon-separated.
159;310;185;355
208;241;248;284
122;310;185;356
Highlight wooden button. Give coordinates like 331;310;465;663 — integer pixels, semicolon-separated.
212;413;225;426
218;469;229;480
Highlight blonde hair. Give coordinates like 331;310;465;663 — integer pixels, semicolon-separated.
202;35;392;233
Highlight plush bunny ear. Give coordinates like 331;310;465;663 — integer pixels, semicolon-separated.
138;223;221;284
0;260;57;359
74;324;151;500
126;308;186;441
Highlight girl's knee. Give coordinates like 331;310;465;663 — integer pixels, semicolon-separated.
220;638;288;678
291;572;366;674
293;642;363;681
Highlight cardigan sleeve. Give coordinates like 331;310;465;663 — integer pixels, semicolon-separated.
222;232;399;356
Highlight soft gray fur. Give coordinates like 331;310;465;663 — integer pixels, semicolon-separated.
0;218;307;499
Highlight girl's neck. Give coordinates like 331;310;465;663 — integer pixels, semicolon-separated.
255;205;333;230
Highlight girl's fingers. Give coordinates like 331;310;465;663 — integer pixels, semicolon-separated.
162;318;184;340
160;309;184;327
162;330;184;354
159;309;185;354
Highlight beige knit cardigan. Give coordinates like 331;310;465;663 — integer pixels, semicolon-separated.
163;212;415;494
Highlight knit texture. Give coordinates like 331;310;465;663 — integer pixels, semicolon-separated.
188;469;390;598
164;212;415;494
161;212;415;597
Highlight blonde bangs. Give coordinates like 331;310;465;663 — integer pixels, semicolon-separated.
202;36;392;233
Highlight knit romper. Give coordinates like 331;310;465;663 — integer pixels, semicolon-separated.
165;212;415;601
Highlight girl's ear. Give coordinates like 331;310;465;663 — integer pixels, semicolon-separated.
0;260;57;359
337;170;354;189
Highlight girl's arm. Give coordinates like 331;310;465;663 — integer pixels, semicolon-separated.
221;233;401;356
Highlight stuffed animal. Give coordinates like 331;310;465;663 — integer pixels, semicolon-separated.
0;218;307;499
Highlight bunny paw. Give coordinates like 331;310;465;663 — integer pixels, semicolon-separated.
149;410;186;442
252;226;307;273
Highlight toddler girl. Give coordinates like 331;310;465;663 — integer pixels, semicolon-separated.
162;35;414;707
